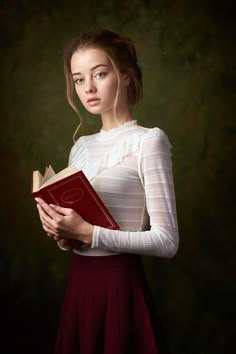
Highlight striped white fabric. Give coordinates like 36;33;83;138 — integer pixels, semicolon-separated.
69;120;179;257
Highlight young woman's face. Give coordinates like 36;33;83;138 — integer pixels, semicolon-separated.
70;48;128;116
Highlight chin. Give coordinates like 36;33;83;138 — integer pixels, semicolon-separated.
86;107;103;115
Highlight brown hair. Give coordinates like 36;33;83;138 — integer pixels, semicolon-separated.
63;29;143;141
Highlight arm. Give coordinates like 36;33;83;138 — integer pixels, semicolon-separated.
91;129;179;258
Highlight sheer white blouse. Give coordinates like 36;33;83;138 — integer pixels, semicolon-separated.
67;120;179;257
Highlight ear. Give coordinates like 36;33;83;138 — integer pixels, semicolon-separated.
121;72;130;87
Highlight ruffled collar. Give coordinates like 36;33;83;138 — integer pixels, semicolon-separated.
71;124;170;182
97;120;138;141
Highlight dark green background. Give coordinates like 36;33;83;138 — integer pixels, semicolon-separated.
0;1;235;353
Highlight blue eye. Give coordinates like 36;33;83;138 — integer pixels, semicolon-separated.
95;72;106;79
74;78;84;85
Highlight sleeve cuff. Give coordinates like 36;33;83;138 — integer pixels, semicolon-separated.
91;225;100;248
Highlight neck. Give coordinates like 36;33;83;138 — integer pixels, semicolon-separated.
100;106;133;132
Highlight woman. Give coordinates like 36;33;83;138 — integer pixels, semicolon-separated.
35;29;179;354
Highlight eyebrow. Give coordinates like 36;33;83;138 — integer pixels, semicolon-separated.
72;64;109;76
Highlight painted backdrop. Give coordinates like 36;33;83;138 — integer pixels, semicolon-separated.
0;1;235;353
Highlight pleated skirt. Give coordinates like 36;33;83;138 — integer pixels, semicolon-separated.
54;253;170;354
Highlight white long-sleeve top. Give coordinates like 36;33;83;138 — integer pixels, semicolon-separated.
68;120;179;258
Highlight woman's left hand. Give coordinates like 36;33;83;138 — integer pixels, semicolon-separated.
35;197;94;246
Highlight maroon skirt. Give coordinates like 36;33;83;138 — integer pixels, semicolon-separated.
54;253;170;354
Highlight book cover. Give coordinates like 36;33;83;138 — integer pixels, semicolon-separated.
32;167;119;248
32;169;119;230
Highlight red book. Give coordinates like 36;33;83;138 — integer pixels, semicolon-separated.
32;165;119;248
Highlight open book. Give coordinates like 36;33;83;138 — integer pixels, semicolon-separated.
32;165;119;247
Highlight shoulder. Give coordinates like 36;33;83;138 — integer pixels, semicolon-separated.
70;132;98;153
74;132;98;146
68;133;98;167
69;136;85;158
138;126;172;150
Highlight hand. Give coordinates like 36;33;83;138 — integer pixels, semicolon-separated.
35;197;94;246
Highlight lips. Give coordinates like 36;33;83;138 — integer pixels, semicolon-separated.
87;98;100;103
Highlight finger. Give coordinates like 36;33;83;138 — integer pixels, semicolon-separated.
37;204;60;229
41;219;58;234
49;204;73;216
36;198;64;220
47;232;56;239
52;235;61;241
38;208;59;235
37;202;53;220
42;223;59;237
37;204;51;222
38;210;54;232
38;206;57;231
47;232;61;242
42;220;68;240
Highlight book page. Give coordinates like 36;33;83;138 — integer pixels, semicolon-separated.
32;170;43;192
41;165;56;185
41;164;79;188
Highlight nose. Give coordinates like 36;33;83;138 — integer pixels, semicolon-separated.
85;79;96;94
85;87;95;93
